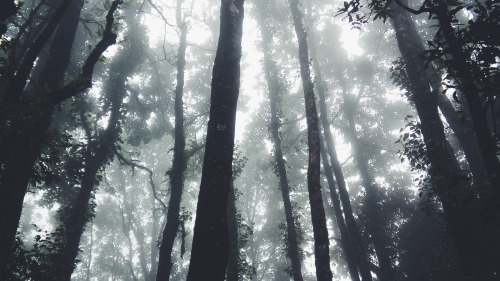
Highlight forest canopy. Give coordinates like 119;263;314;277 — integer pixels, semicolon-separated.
0;0;499;280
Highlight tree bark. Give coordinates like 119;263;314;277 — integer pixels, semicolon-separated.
433;0;500;191
226;183;239;281
186;0;244;279
391;4;497;280
308;36;373;281
287;0;332;279
0;0;82;277
320;137;360;281
53;51;131;281
307;24;374;281
341;92;396;281
254;4;305;279
156;0;188;279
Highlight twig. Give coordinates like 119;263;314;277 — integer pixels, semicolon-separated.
113;147;168;214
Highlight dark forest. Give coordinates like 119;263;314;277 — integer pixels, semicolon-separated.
1;0;499;280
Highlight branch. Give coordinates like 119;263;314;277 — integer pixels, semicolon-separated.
113;147;168;214
392;0;432;15
6;0;72;102
49;0;123;104
185;141;205;160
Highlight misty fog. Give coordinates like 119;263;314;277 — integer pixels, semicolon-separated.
1;0;499;280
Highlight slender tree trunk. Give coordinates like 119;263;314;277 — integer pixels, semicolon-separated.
156;0;188;279
4;0;72;103
150;195;160;280
319;137;360;281
51;8;138;277
255;6;305;279
54;83;125;281
321;86;373;281
436;93;489;186
186;0;244;279
85;223;93;281
308;28;374;281
341;93;396;281
306;18;360;280
287;0;332;279
391;4;497;280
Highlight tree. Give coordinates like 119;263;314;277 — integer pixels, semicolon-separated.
186;0;245;279
254;1;305;279
0;0;121;277
308;20;372;281
390;3;497;279
48;6;142;278
286;0;333;279
156;0;189;279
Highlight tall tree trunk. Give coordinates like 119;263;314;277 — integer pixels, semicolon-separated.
433;0;500;190
51;7;138;278
341;92;396;281
53;70;126;281
156;0;188;279
319;137;360;281
308;26;373;281
402;8;493;192
186;0;244;279
287;0;332;279
391;4;497;280
255;5;304;279
321;85;374;281
0;0;82;277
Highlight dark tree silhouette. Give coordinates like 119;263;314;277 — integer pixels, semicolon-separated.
156;0;188;279
309;26;372;281
186;0;245;279
254;1;304;279
391;4;497;280
0;0;121;277
287;0;332;279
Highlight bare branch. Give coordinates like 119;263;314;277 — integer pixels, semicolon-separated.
113;147;168;214
49;0;123;104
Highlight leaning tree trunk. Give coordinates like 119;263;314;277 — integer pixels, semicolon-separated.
255;4;304;280
433;0;500;190
51;8;139;278
391;4;497;280
0;1;121;276
319;137;360;281
53;51;133;281
156;0;188;279
403;9;500;259
307;24;373;281
0;0;81;277
286;0;332;279
341;92;397;281
186;0;244;280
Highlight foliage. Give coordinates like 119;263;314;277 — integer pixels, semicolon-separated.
8;227;71;281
